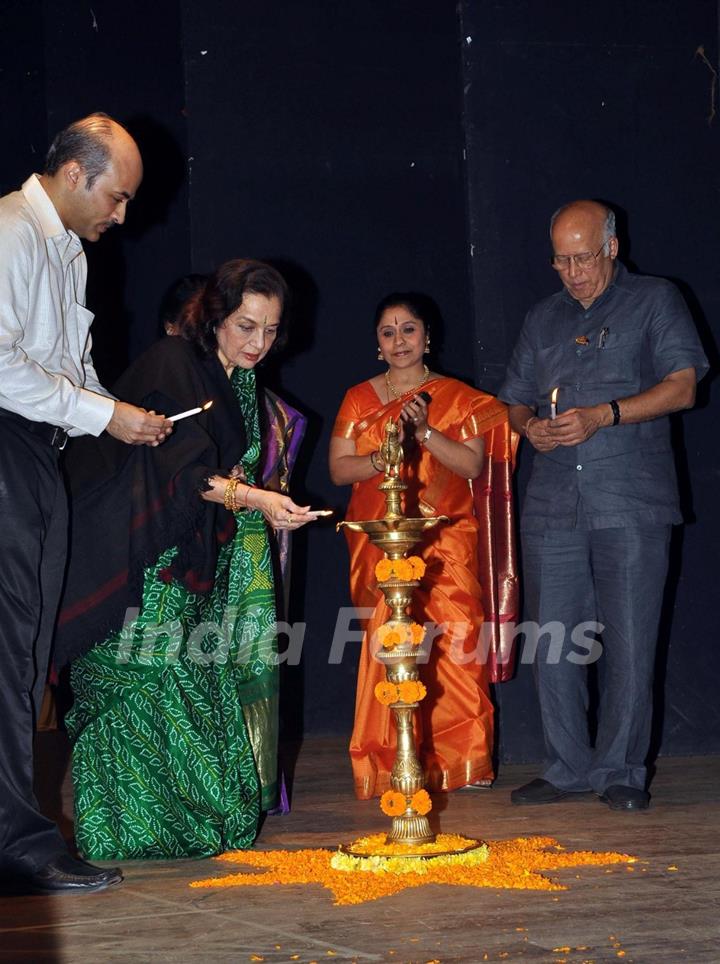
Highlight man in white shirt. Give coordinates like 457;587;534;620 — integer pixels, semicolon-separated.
0;113;171;893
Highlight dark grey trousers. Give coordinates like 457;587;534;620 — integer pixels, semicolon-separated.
522;524;671;793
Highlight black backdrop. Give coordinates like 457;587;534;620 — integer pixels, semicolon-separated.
1;0;718;759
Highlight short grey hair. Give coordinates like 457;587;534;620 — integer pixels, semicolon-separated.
44;112;127;190
550;202;617;250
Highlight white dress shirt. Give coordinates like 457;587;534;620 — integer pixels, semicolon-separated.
0;175;115;436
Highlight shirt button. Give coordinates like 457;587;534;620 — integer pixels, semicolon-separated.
576;464;583;471
575;349;582;356
575;383;581;391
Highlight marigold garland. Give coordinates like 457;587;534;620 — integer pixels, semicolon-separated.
344;832;475;857
189;835;637;906
373;679;427;706
379;790;407;816
374;555;426;583
331;841;487;876
376;620;425;650
410;789;432;816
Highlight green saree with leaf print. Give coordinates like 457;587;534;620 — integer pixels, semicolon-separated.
66;366;278;860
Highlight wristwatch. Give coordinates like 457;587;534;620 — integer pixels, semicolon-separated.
418;427;432;444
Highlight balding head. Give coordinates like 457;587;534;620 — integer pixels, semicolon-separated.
550;200;615;245
549;200;618;308
45;113;141;189
41;113;143;241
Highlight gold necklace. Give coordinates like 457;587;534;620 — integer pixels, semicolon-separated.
385;364;430;401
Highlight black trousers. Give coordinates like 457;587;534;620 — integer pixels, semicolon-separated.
0;416;69;874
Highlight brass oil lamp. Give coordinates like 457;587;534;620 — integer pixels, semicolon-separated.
338;417;447;849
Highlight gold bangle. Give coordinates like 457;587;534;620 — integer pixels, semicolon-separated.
370;450;384;472
223;478;238;511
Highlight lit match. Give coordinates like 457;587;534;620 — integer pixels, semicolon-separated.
550;387;558;420
168;400;213;422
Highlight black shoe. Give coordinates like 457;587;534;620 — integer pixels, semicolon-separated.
599;785;650;812
25;853;123;894
511;778;571;805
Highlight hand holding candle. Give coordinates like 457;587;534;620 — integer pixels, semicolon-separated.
550;387;559;420
169;400;213;422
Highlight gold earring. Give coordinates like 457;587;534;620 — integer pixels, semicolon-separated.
377;346;383;361
424;338;430;355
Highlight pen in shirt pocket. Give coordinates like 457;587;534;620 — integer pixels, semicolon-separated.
597;326;609;348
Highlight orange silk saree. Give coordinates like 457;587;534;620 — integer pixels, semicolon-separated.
333;377;518;799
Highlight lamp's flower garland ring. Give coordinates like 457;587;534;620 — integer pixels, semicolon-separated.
374;555;426;583
374;680;427;706
375;620;425;651
379;788;433;818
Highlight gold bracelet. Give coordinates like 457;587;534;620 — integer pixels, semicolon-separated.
223;478;238;511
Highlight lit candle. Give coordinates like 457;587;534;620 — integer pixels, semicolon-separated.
168;400;214;422
550;387;558;420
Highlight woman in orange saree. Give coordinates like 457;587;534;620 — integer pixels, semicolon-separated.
330;293;515;800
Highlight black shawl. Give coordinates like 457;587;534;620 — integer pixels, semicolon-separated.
54;337;247;667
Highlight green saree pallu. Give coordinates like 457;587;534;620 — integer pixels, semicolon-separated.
67;367;279;861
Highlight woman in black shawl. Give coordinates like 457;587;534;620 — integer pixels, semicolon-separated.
57;259;318;860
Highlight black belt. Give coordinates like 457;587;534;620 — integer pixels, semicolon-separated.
0;409;69;449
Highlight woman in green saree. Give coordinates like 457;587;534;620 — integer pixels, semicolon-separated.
57;259;319;860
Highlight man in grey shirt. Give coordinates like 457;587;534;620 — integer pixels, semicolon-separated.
0;114;171;892
499;199;708;811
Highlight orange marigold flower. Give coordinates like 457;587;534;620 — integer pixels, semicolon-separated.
376;623;391;643
411;789;432;816
374;682;399;706
397;680;416;703
408;556;426;578
376;623;408;650
375;559;393;582
380;790;407;817
392;623;409;645
382;631;402;650
409;622;425;645
393;559;413;581
397;680;426;703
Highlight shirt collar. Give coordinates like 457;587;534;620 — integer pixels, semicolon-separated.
22;174;83;266
560;260;624;311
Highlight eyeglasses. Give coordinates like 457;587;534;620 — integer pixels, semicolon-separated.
550;244;607;271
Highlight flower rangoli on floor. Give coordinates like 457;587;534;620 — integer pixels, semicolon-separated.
190;835;635;906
